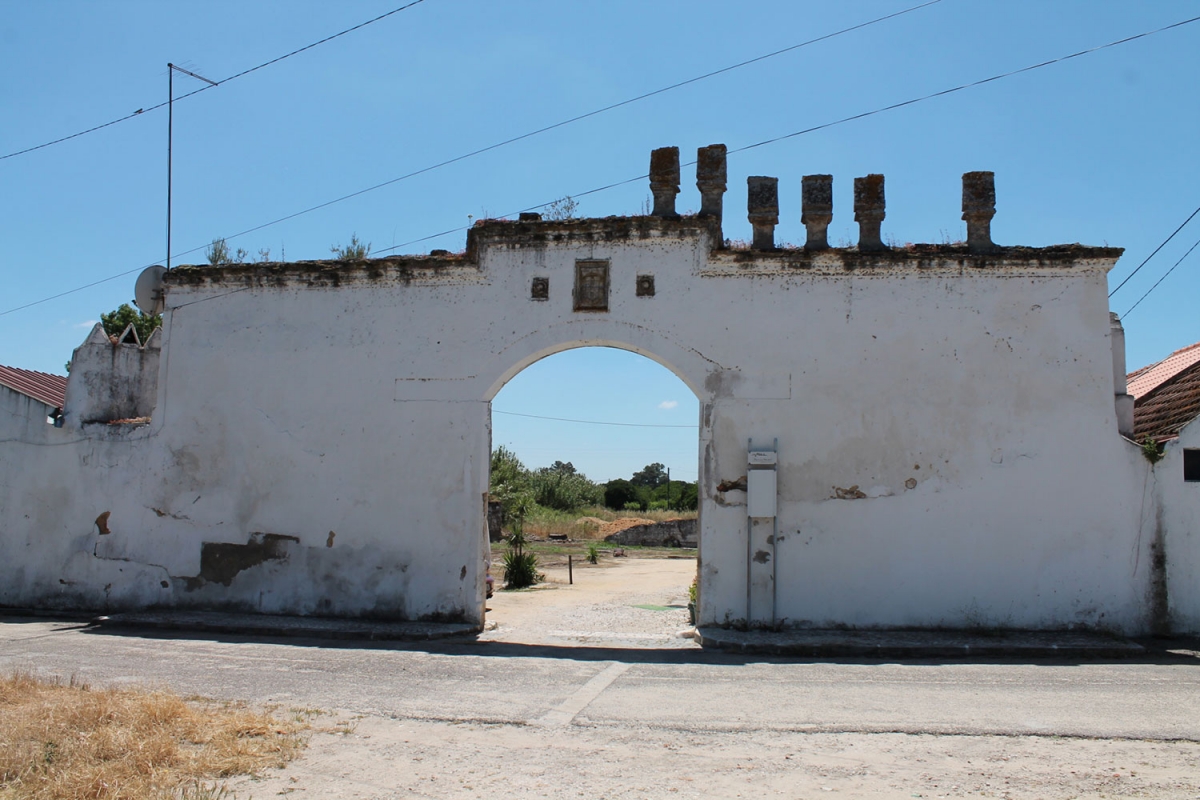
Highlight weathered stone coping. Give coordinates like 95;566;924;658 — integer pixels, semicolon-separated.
164;216;1121;290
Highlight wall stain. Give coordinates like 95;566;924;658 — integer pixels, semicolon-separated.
185;533;299;590
717;476;747;492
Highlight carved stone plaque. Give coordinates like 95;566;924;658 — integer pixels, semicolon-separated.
573;259;609;312
530;276;549;300
636;274;655;297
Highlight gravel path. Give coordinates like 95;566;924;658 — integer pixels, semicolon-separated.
479;555;697;648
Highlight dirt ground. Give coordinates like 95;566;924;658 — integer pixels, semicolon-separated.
231;718;1199;799
479;555;697;648
215;556;1200;799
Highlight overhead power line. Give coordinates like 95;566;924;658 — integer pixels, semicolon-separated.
375;12;1200;256
177;0;947;253
727;14;1200;156
0;0;945;315
4;11;1198;317
0;0;428;162
1108;204;1200;298
493;410;697;429
1122;236;1200;318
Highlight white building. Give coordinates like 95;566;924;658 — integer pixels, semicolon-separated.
2;146;1196;635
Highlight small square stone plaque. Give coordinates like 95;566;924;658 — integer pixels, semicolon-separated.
636;275;655;297
573;260;609;312
531;276;549;301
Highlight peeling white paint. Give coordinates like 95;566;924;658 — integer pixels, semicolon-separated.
0;217;1190;633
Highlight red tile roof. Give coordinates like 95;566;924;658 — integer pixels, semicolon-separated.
1127;340;1200;399
1128;341;1200;442
0;365;67;408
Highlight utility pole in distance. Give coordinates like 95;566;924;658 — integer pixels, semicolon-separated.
167;63;217;271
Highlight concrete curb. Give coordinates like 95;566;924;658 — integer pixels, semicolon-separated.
93;611;479;642
695;627;1147;659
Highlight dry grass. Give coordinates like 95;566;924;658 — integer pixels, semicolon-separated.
523;506;697;541
0;671;305;800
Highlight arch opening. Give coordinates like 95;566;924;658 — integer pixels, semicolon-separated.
484;345;703;647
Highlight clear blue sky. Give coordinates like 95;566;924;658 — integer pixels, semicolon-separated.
2;1;1198;482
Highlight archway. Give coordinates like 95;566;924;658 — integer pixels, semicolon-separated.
484;345;702;646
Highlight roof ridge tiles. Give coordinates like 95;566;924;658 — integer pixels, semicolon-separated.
0;364;68;408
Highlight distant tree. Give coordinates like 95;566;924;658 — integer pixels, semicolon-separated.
100;303;161;344
651;479;698;511
489;446;534;524
531;464;602;511
675;481;699;511
603;479;643;511
630;462;668;489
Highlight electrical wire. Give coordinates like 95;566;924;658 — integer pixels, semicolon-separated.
4;10;1197;316
378;13;1200;255
726;14;1200;156
493;410;697;429
1122;236;1200;318
0;0;947;313
0;0;428;162
1109;204;1200;298
171;0;948;254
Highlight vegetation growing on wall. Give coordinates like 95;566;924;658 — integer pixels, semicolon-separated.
330;234;370;260
205;237;249;265
543;196;578;220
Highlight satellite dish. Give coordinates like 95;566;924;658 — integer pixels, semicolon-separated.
134;265;167;316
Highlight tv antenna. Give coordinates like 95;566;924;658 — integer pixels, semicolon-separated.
166;63;217;271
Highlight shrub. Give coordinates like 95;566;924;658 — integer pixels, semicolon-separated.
503;550;539;589
205;237;247;265
502;528;539;589
543;196;578;220
330;234;370;260
586;544;600;564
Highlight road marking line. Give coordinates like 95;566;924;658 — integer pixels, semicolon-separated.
533;661;630;727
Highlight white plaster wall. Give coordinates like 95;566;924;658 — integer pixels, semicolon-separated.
691;266;1155;632
1161;421;1200;632
64;324;161;424
0;219;1165;631
1;386;57;443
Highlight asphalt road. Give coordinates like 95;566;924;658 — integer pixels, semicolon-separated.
3;618;1200;741
4;558;1200;798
